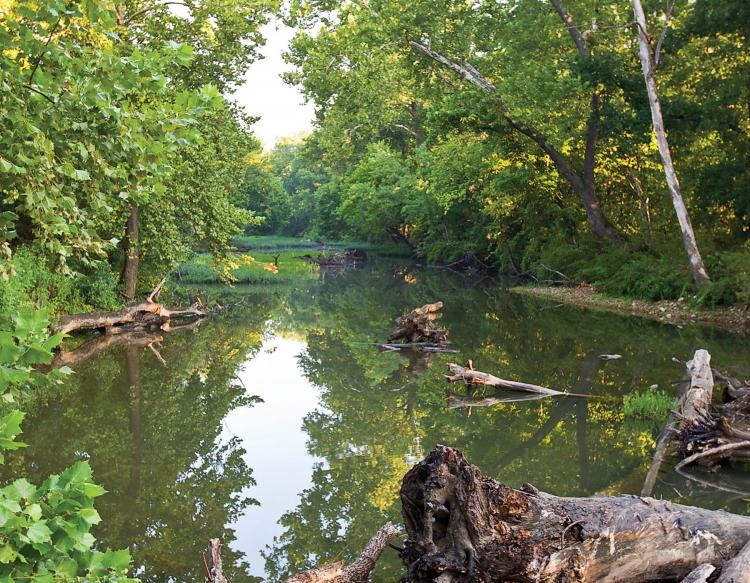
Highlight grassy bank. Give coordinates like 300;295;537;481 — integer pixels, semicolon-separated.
175;250;318;285
512;285;750;334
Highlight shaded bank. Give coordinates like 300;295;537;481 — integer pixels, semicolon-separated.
512;286;750;335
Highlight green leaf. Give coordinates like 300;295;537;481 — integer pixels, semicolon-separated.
79;507;101;526
26;520;52;544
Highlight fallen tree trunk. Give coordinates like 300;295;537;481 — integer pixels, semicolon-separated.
56;278;210;335
388;302;448;344
400;445;750;583
445;361;587;398
283;522;401;583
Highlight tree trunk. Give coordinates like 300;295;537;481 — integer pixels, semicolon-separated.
56;299;209;335
399;445;750;582
631;0;710;287
408;41;620;242
121;204;140;300
581;92;619;240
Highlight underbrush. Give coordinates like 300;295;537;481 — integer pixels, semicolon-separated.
623;388;675;420
524;238;749;306
0;247;121;323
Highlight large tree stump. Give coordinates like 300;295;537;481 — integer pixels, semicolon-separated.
399;445;750;583
388;302;448;345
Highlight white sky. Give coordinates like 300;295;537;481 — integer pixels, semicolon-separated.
231;20;316;149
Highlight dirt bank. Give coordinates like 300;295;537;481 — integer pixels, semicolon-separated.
512;285;750;335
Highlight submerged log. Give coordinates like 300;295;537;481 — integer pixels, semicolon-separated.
283;522;401;583
400;445;750;583
388;302;448;345
378;342;458;354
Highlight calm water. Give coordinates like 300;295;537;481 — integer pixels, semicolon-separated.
5;260;750;582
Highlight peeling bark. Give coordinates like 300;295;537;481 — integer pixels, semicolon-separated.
631;0;710;286
400;445;750;583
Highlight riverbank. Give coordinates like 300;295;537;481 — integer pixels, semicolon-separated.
511;285;750;334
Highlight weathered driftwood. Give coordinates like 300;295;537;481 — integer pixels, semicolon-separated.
445;361;586;398
399;445;750;583
717;539;750;583
676;349;750;471
388;302;448;345
56;278;209;335
680;564;715;583
641;373;690;497
283;522;401;583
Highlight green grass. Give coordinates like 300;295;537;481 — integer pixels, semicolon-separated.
231;235;366;251
175;250;318;285
623;388;676;420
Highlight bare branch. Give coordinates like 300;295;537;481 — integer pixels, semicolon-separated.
549;0;589;56
654;0;676;68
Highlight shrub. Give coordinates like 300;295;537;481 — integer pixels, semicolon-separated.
623;388;675;420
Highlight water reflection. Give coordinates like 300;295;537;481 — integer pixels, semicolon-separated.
2;261;750;582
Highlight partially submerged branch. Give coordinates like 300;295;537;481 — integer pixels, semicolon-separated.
445;361;586;398
283;522;401;583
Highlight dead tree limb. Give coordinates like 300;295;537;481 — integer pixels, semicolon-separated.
56;279;210;335
379;342;457;354
641;373;690;497
681;564;715;583
283;522;401;583
399;445;750;583
207;539;227;583
445;361;587;398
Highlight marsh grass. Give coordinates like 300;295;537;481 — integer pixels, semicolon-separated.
623;388;676;420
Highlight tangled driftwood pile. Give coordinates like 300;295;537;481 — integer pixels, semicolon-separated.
379;302;455;353
670;350;750;474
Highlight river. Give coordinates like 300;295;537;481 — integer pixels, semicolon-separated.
4;258;750;582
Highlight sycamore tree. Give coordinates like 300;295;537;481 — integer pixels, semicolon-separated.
0;0;277;298
0;0;215;283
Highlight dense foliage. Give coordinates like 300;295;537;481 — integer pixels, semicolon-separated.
0;310;134;581
264;0;749;304
0;0;276;303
